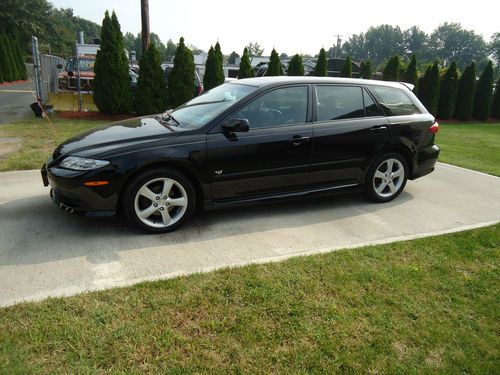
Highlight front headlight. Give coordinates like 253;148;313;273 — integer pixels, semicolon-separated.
59;156;110;171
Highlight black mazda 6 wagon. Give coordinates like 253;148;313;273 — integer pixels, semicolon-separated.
41;77;440;233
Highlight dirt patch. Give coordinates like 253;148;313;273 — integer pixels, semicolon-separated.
0;137;21;159
57;111;136;121
0;80;31;87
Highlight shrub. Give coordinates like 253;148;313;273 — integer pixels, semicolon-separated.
383;56;400;81
491;78;500;119
473;60;494;120
203;46;219;91
312;48;327;76
134;43;167;115
402;54;418;92
167;37;195;108
287;54;304;76
214;41;225;86
238;47;254;79
360;61;372;79
454;62;476;121
340;56;352;78
265;48;283;76
437;61;459;119
420;62;440;116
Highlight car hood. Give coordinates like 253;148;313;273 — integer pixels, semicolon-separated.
52;116;182;160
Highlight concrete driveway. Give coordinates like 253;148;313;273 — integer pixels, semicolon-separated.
0;163;499;307
0;81;35;124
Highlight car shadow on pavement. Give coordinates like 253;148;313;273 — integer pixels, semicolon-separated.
0;190;414;266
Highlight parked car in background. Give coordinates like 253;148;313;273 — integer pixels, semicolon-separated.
162;63;204;96
57;56;95;91
41;77;439;233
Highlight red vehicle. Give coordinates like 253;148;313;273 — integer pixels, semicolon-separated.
58;56;95;91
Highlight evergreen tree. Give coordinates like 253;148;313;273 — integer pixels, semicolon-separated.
287;54;304;76
134;43;167;115
0;33;12;82
4;36;19;81
454;62;476;121
360;61;372;79
238;47;254;79
417;76;425;101
420;62;440;115
93;11;132;114
437;61;458;119
168;37;195;108
473;60;494;120
312;48;327;76
403;54;418;91
340;56;352;78
383;56;400;81
13;38;26;80
491;78;500;119
214;41;224;85
203;46;219;91
265;48;283;76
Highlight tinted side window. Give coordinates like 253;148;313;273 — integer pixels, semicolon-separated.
369;86;421;116
316;86;364;121
363;89;383;117
234;86;308;128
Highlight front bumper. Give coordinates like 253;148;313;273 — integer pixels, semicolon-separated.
41;163;118;217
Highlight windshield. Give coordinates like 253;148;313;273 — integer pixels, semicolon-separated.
167;83;257;129
66;58;95;72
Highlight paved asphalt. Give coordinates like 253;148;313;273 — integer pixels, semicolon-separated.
0;163;499;307
0;81;36;124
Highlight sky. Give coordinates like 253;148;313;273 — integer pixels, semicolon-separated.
51;0;499;56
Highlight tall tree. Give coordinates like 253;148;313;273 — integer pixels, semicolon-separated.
313;48;327;76
167;37;195;108
340;56;352;78
245;42;264;57
93;11;132;114
454;62;476;121
363;25;405;66
238;47;254;79
403;26;427;56
134;43;167;115
437;61;459;119
420;61;440;115
473;60;494;120
214;41;225;85
491;78;500;119
0;33;15;82
165;39;177;62
265;49;283;76
359;61;372;79
402;54;418;90
203;46;219;91
227;51;239;65
383;56;400;81
287;54;304;76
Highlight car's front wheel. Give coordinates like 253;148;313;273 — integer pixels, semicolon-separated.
123;168;196;233
365;153;408;202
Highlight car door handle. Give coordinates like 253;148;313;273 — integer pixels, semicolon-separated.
370;125;388;132
290;135;311;146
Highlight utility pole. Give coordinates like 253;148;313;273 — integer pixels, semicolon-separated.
141;0;150;54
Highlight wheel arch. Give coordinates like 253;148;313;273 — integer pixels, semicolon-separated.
364;145;415;182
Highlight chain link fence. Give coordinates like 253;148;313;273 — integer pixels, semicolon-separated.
40;54;66;97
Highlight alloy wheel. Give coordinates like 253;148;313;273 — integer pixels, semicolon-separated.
372;158;405;198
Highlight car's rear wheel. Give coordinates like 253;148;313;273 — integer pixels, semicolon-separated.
365;153;408;202
123;168;195;233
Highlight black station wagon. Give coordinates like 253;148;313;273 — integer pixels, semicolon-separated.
42;77;440;233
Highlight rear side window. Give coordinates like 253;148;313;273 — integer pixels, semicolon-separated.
369;86;421;116
363;89;383;117
316;86;364;121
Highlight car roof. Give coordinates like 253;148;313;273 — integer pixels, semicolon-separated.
233;76;409;90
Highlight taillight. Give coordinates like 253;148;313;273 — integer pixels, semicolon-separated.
429;122;439;134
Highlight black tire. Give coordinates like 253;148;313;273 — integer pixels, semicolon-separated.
122;168;196;233
365;153;408;203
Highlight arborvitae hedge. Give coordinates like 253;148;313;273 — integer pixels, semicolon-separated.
238;47;254;79
340;56;352;78
214;41;225;86
437;61;459;119
420;62;440;116
93;11;132;114
473;60;494;120
287;54;304;76
491;78;500;119
134;43;167;115
203;46;219;91
265;49;283;76
454;62;476;121
313;48;327;76
403;54;418;91
168;37;195;108
383;56;400;81
360;61;372;79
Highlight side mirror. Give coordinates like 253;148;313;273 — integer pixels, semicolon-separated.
222;118;249;133
67;71;74;77
56;63;63;69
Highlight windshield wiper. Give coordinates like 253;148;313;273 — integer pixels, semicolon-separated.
184;98;233;108
159;111;180;126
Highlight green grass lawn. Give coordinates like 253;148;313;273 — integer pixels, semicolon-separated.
0;116;105;172
437;122;500;176
1;225;498;373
